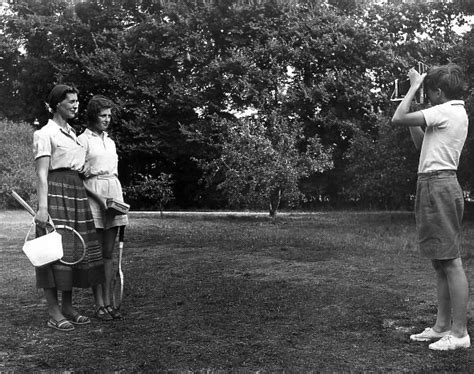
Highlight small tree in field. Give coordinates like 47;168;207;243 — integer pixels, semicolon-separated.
199;111;333;216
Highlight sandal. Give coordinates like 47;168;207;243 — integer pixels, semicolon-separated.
105;305;122;320
63;311;91;325
95;306;113;321
47;318;75;332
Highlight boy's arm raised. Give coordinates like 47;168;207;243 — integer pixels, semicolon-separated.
391;68;427;128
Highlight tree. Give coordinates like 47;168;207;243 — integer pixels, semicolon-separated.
454;27;474;192
1;0;203;207
339;1;471;208
0;0;471;210
344;114;418;209
197;111;333;216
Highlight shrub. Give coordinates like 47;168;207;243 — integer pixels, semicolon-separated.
123;173;174;211
0;120;36;209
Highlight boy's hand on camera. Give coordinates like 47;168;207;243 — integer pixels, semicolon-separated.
408;68;426;89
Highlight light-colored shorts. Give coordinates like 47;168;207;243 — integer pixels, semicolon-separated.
84;175;129;230
415;170;463;260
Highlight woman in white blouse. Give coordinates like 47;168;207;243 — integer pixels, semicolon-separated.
78;95;128;320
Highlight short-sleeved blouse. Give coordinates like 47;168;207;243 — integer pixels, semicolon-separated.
78;128;128;229
77;129;118;177
33;119;86;171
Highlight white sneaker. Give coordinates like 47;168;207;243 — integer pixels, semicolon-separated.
428;334;471;351
410;327;450;342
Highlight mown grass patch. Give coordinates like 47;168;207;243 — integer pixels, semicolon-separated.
0;210;473;372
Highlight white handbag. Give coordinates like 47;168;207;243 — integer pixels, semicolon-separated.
22;218;63;267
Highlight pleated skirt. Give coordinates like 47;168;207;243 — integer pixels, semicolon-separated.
35;169;105;290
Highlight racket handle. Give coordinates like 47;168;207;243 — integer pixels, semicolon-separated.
119;225;125;242
11;190;36;217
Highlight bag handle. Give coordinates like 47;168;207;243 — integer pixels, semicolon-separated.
24;217;56;245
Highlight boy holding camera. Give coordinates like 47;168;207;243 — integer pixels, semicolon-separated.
392;63;470;350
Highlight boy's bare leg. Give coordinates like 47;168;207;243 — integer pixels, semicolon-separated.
442;258;469;337
432;260;452;332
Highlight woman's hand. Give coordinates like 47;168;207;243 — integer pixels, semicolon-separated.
84;186;107;211
35;207;49;228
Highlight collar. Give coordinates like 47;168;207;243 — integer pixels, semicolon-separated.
84;128;108;139
47;119;76;136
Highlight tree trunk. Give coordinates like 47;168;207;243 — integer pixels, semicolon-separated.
269;188;282;217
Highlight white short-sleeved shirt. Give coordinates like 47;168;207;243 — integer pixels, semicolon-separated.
78;128;127;229
77;128;118;177
33;119;86;171
418;100;468;173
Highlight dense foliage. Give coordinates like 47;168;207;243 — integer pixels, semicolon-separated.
0;0;472;212
0;120;36;209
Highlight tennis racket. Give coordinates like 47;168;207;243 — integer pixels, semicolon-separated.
11;190;87;265
112;225;125;309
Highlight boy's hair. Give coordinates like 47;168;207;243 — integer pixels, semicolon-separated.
424;63;467;100
87;95;114;125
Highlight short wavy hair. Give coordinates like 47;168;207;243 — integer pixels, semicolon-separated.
86;95;114;126
46;84;79;112
424;63;467;100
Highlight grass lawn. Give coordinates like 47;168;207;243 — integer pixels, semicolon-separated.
0;210;473;372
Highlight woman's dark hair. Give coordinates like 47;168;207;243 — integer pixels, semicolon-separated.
45;84;79;112
424;63;467;100
87;95;114;126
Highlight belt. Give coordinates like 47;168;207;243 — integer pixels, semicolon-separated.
49;168;77;174
418;169;456;177
89;174;117;180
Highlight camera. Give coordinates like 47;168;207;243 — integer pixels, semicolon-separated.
390;62;429;104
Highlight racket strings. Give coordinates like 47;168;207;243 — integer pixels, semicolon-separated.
56;226;86;264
